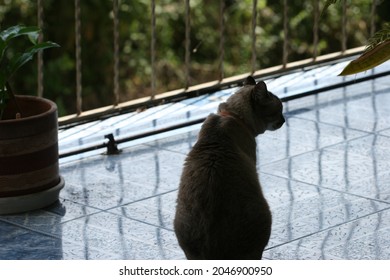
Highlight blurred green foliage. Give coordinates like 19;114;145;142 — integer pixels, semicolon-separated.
0;0;388;116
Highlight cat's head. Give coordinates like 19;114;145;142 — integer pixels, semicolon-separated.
218;76;285;135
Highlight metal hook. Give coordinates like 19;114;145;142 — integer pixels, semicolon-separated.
104;133;121;155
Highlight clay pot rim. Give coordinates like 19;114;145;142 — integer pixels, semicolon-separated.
0;95;57;124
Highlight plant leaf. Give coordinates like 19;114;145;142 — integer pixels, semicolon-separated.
365;23;390;52
0;25;40;42
0;38;6;63
339;40;390;76
0;26;42;64
7;41;60;78
0;25;22;41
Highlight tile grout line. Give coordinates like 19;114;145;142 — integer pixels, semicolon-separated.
0;219;61;240
58;189;178;228
265;206;390;252
259;130;375;169
260;171;390;206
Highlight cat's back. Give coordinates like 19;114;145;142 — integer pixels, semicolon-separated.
181;114;256;191
174;114;270;259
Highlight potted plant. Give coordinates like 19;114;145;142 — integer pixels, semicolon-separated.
0;25;63;214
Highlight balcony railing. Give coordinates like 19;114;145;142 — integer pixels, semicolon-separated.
21;1;382;125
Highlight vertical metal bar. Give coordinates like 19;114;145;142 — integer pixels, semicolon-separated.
313;0;319;61
218;0;225;82
113;0;120;106
282;0;288;68
251;0;258;74
341;0;347;53
285;102;294;243
37;0;44;97
370;0;377;37
75;0;82;115
185;0;191;89
151;0;156;100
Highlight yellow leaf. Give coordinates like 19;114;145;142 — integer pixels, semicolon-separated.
339;40;390;76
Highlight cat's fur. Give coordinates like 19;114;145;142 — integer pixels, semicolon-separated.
173;76;285;260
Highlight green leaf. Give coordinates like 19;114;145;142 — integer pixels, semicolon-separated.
7;41;60;78
0;25;42;65
0;38;6;62
0;25;22;41
0;25;40;42
28;32;40;45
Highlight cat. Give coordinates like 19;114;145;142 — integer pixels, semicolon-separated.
173;76;285;260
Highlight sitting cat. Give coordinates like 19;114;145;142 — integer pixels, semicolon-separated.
174;76;285;259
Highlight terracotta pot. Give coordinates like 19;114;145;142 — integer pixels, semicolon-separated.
0;95;64;214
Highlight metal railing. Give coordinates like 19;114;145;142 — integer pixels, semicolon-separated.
29;0;380;125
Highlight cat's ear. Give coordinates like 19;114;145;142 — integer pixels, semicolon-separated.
252;81;270;101
244;76;256;86
217;102;228;112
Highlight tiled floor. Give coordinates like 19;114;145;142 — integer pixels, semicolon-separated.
1;60;390;259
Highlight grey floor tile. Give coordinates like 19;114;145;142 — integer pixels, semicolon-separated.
0;199;99;236
0;220;28;238
271;209;390;260
346;172;390;202
327;134;390;160
59;211;184;260
109;190;178;230
263;242;342;260
61;240;119;260
292;92;390;133
261;134;390;202
146;130;199;155
257;117;368;165
379;128;390;137
0;210;64;238
260;174;390;248
60;148;185;210
0;230;62;260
